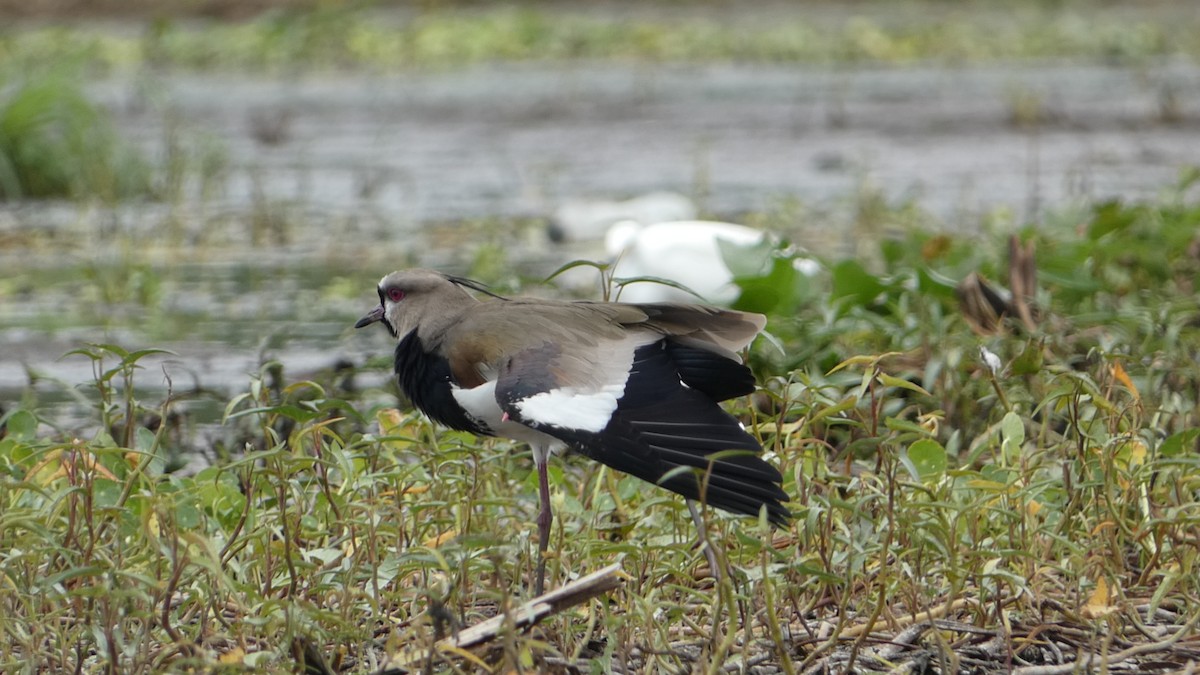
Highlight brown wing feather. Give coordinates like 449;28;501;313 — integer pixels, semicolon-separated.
438;299;764;388
441;302;633;388
442;334;496;388
599;303;765;360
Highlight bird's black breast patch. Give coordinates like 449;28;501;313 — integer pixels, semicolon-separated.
394;331;490;436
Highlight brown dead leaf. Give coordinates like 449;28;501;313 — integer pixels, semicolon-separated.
423;529;458;548
1111;360;1141;403
1082;576;1118;619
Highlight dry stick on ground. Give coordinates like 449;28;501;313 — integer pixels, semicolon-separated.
1010;608;1200;675
839;596;986;639
387;563;625;670
800;597;1001;675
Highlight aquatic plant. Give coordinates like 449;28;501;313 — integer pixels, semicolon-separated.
0;70;150;201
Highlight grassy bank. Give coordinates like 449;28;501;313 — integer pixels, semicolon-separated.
1;2;1198;75
2;174;1199;672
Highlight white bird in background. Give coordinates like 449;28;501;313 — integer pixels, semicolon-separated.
549;191;697;242
606;220;762;304
544;191;818;304
605;220;821;305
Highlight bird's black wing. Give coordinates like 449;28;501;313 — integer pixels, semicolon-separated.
493;336;790;526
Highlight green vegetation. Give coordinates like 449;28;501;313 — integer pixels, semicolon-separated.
1;3;1197;74
3;2;1196;669
0;70;151;201
3;174;1200;672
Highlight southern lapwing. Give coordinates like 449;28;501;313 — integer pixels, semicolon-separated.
355;269;790;594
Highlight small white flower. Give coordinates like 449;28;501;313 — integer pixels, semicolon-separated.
979;346;1003;376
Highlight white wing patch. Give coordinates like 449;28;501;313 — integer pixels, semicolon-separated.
515;384;625;433
451;380;566;450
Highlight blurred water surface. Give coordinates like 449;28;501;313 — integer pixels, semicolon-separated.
2;60;1198;409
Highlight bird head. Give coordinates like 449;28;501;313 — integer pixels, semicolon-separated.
355;269;487;340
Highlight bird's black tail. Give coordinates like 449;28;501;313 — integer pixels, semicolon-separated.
558;342;791;525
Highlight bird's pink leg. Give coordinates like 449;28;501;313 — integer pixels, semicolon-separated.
535;455;552;596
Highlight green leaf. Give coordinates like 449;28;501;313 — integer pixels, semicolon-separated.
134;426;157;452
1001;411;1024;462
4;409;38;442
195;469;247;525
613;274;705;301
121;347;176;365
755;328;786;358
916;266;958;302
905;439;948;481
879;238;906;267
1159;428;1200;458
40;565;106;590
243;651;274;668
717;236;774;278
222;392;252;423
132;429;166;478
807;396;858;426
304;548;343;565
92;478;123;508
543;258;607;283
980;463;1016;486
1001;411;1024;447
1087;200;1138;240
227;404;318;423
877;373;931;396
884;417;933;436
174;494;202;529
731;255;798;314
1010;339;1044;376
830;260;887;308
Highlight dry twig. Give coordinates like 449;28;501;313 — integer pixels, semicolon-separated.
386;563;625;670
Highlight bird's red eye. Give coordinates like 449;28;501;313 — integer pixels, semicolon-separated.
387;288;405;302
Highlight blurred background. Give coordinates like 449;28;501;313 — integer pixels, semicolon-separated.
1;0;1198;425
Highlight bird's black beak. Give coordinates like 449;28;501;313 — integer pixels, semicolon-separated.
355;305;385;329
